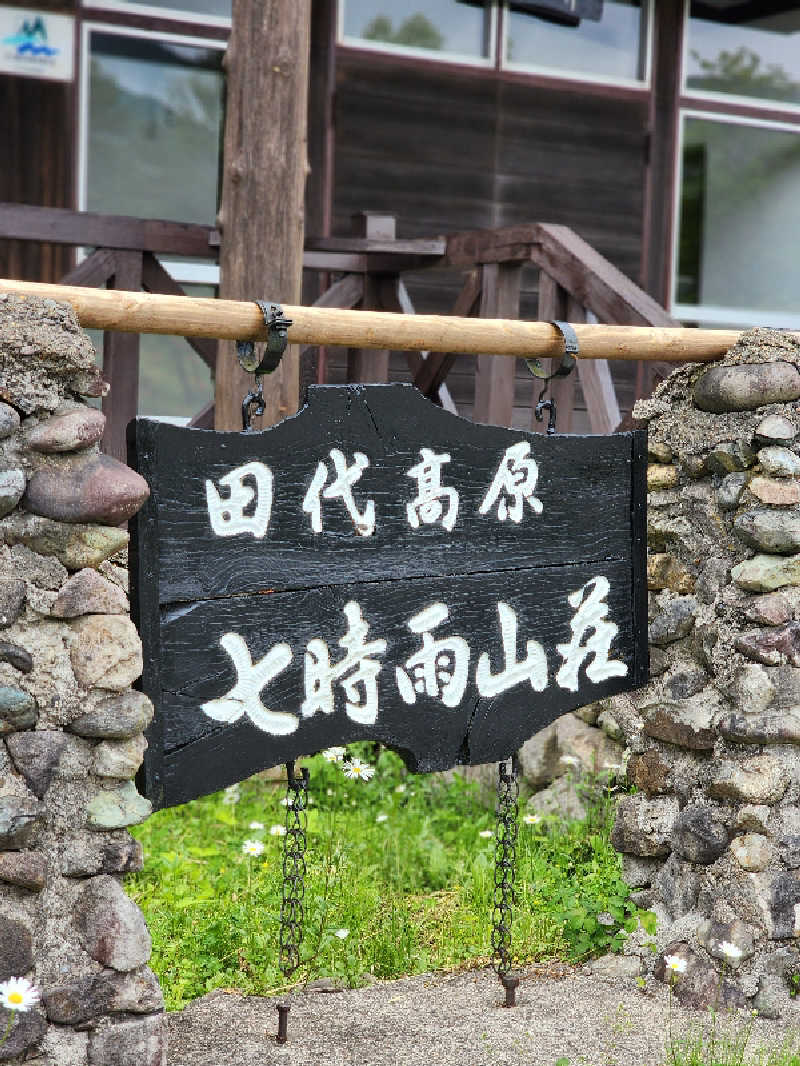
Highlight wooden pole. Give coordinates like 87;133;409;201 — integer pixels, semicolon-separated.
0;278;774;363
214;0;310;430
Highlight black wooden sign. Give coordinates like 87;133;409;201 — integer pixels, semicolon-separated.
129;384;646;811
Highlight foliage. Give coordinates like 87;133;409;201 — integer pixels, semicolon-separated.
363;13;444;51
127;746;653;1011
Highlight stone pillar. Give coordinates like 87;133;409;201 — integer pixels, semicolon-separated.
609;327;800;1017
0;295;164;1065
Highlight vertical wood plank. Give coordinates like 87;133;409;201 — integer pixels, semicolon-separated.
102;251;143;462
347;213;394;384
576;308;621;435
473;263;521;427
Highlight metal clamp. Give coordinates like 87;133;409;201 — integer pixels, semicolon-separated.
236;300;292;376
528;320;579;436
237;301;292;432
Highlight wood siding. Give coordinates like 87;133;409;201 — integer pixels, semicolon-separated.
326;52;651;429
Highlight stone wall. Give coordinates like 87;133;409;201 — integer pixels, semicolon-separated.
608;328;800;1018
0;295;164;1065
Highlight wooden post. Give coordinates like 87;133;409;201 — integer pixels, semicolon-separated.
474;263;521;427
347;213;394;384
214;0;311;431
102;251;142;461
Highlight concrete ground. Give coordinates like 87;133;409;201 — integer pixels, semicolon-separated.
167;966;800;1066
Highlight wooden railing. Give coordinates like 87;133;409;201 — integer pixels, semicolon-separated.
0;203;678;457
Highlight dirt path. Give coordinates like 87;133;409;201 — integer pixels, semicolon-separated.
167;967;800;1066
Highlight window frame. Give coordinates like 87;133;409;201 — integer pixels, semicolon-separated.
336;0;499;69
77;18;226;288
80;0;231;32
501;0;653;91
670;105;800;328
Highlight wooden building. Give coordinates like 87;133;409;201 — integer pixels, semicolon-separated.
2;0;800;430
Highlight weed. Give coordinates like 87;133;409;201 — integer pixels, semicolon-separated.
127;746;654;1010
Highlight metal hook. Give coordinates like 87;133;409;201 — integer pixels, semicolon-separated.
241;376;265;432
535;392;558;436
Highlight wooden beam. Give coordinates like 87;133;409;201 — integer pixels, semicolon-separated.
188;401;215;429
0;203;215;257
575;307;621;435
474;263;522;428
140;253;216;371
59;248;117;288
529;224;678;328
444;224;540;269
214;0;309;430
641;0;684;307
412;270;481;397
391;279;458;415
347;213;393;385
1;279;763;362
102;252;142;462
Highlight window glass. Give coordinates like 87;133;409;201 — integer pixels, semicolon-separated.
341;0;492;59
676;117;800;317
505;0;646;82
686;5;800;106
86;31;224;225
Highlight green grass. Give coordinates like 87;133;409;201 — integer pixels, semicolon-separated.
127;746;653;1011
665;1027;800;1066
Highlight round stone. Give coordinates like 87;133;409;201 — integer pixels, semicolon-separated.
754;414;796;446
25;407;106;453
671;804;728;864
22;453;149;526
694;362;800;413
735;510;800;554
758;447;800;478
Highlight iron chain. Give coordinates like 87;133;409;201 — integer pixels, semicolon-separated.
279;762;309;978
492;755;519;979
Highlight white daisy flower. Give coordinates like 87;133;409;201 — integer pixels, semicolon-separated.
322;747;346;762
0;976;40;1012
280;797;291;806
478;829;493;838
343;758;375;781
395;784;406;793
523;813;542;825
376;813;388;823
241;839;265;857
334;928;349;939
221;784;240;805
326;788;334;797
719;941;743;962
269;824;287;837
248;821;265;830
664;954;687;975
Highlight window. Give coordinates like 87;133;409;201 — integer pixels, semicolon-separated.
674;114;800;328
504;0;649;84
685;3;800;109
81;27;224;225
339;0;495;63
